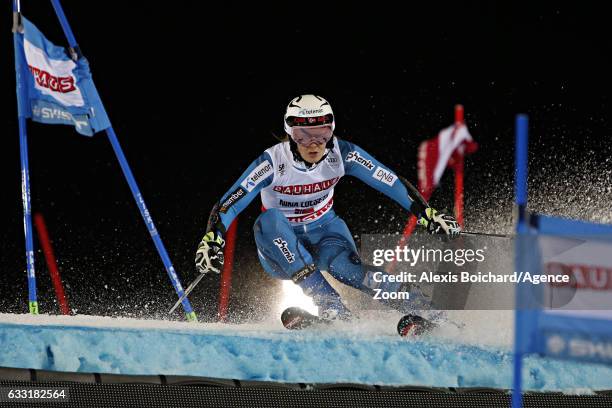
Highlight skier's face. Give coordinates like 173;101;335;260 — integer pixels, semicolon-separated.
292;125;331;163
296;140;327;163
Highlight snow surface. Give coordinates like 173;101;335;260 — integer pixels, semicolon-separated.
2;311;612;392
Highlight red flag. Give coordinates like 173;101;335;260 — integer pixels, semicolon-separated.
387;118;477;273
417;123;478;198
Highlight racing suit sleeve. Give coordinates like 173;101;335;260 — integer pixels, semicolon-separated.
337;138;428;217
205;152;274;236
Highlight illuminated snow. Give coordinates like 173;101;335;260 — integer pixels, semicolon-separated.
1;312;612;391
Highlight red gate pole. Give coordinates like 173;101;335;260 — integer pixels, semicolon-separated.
388;105;465;273
453;104;465;228
33;213;71;315
218;219;238;322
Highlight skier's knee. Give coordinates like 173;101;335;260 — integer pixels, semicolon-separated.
317;236;360;272
316;239;364;288
328;249;362;271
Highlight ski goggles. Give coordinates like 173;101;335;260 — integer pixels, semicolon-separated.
291;125;333;146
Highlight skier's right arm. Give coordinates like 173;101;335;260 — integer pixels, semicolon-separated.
195;153;274;274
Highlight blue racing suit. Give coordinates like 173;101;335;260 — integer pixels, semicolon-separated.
206;137;426;316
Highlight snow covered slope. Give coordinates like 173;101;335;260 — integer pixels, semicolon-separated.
2;312;612;391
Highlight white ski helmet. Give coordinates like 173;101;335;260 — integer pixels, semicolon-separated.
284;94;335;138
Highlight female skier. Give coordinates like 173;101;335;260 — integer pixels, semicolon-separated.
195;94;460;321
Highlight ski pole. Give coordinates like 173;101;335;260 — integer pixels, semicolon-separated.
460;231;511;238
169;273;205;314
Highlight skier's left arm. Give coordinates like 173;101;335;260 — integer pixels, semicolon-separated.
338;139;460;237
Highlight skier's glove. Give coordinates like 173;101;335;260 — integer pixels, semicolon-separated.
195;231;225;274
417;208;461;239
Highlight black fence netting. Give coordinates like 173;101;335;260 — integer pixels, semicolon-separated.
1;368;612;408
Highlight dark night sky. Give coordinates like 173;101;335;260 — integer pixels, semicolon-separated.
1;2;611;320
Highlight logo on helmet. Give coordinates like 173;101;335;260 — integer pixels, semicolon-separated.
298;108;324;116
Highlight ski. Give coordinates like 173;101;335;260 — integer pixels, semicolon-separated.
281;307;330;330
397;314;437;337
281;307;440;336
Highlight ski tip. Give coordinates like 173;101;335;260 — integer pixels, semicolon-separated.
397;314;435;337
281;307;311;330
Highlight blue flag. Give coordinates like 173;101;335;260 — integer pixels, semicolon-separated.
13;16;110;136
515;216;612;365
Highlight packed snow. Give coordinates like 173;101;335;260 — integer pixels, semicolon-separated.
2;311;612;392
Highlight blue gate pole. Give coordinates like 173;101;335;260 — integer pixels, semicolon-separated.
512;114;529;408
106;129;196;321
18;118;38;315
515;114;528;232
49;0;196;321
512;319;524;408
13;0;38;315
